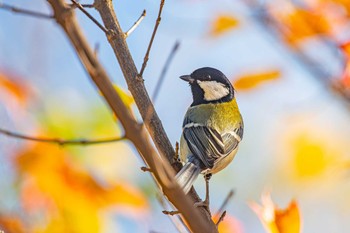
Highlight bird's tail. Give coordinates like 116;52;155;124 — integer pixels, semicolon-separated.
175;161;201;194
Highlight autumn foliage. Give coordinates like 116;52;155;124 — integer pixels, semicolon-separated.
1;0;350;232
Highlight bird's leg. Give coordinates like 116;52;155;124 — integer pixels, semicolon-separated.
194;173;212;213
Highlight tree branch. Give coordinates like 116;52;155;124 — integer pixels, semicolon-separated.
71;0;108;33
47;0;217;232
0;3;53;19
0;128;125;146
139;0;165;77
125;9;146;38
152;40;180;103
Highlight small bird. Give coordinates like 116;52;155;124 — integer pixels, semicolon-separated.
176;67;243;207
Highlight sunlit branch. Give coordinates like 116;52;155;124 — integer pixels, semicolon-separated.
215;210;226;226
152;40;180;103
125;10;146;38
70;0;108;34
0;3;53;19
139;0;165;77
0;128;125;146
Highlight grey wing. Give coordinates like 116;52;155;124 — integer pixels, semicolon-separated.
183;124;242;169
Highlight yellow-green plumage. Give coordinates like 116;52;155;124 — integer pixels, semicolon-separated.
180;98;243;174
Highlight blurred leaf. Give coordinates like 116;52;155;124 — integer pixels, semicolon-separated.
331;0;350;16
0;215;25;233
269;4;329;45
290;133;340;179
210;15;239;36
339;42;350;87
233;69;281;90
212;213;243;233
250;193;301;233
16;143;148;232
0;72;32;106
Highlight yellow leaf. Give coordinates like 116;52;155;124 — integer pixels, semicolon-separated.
210;15;239;36
250;193;301;233
233;70;281;90
113;84;134;109
292;135;328;178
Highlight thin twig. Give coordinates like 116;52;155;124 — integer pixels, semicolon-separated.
81;4;95;8
70;0;108;34
215;189;235;217
152;40;180;103
143;41;180;137
162;210;180;216
125;9;146;38
139;0;165;76
156;193;190;233
0;3;53;19
174;141;179;161
140;166;152;172
215;210;226;227
0;128;125;146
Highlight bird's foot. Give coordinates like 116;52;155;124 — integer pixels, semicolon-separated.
194;199;210;214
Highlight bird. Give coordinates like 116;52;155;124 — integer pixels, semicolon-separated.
175;67;243;208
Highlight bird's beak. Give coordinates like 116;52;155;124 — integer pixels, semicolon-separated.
180;75;194;83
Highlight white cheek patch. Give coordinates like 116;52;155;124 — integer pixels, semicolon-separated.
197;80;230;101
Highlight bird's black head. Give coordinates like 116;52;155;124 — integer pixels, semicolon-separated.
180;67;234;106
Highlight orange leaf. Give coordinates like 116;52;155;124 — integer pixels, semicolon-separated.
269;4;330;45
341;62;350;88
339;41;350;58
250;193;301;233
212;213;243;233
0;215;25;233
0;72;31;106
233;70;281;90
16;143;149;232
210;15;239;36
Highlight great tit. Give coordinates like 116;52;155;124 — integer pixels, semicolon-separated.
175;67;243;206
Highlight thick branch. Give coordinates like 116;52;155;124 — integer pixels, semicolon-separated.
93;0;176;166
47;0;216;232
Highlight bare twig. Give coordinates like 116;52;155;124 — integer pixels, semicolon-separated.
162;210;180;216
156;193;190;233
152;40;180;103
140;166;152;172
125;9;146;38
81;3;94;8
0;128;125;146
215;189;235;217
139;0;165;76
215;210;227;227
174;141;179;161
94;42;100;57
0;3;53;19
70;0;108;34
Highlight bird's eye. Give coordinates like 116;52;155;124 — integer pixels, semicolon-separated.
205;75;211;80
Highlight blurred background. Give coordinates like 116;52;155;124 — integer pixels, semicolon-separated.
1;0;350;232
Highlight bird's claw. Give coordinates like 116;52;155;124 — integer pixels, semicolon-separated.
194;200;210;214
